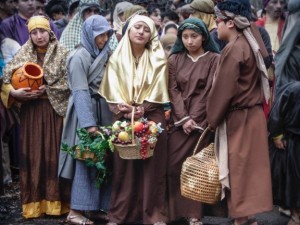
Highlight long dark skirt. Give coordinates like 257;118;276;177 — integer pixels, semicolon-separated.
269;133;300;209
19;99;70;218
108;108;168;224
167;127;203;221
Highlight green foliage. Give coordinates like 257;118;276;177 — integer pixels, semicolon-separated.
61;127;112;188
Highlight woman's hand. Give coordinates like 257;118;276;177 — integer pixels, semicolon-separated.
273;135;286;150
182;119;197;135
118;103;133;113
10;87;40;101
87;126;98;134
134;106;144;119
34;85;46;96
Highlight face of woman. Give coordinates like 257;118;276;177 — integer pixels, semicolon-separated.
181;28;204;55
30;28;50;48
149;9;161;28
129;21;151;47
95;31;109;50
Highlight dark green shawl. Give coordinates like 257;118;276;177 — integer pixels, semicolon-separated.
170;18;219;55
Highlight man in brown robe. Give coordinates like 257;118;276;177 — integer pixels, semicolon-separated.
207;1;273;225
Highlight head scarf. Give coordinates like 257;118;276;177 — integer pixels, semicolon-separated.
27;16;51;33
79;0;101;18
215;0;270;102
171;18;219;55
113;1;133;31
161;21;179;37
81;15;113;58
160;33;177;50
60;0;101;51
124;5;147;21
190;0;216;31
274;0;300;96
99;15;169;105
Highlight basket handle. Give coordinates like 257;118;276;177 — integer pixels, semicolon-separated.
192;127;210;155
131;107;135;144
95;130;105;140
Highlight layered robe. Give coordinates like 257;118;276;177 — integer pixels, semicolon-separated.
1;36;70;219
207;34;273;218
167;51;219;221
58;46;112;211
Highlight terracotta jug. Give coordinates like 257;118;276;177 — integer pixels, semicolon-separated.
11;62;43;91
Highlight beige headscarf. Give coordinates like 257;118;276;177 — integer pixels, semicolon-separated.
124;5;148;21
160;33;177;50
113;1;133;31
190;0;216;32
99;15;169;105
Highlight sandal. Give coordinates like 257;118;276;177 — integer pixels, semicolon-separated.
66;214;94;225
84;211;109;221
188;217;202;225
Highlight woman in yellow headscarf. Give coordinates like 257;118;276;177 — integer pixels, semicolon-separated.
99;15;169;225
1;16;70;219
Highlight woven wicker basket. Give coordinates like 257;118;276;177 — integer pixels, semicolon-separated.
181;128;221;204
114;143;154;159
114;107;155;160
76;147;97;161
75;131;105;161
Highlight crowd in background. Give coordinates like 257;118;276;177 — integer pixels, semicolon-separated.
0;0;299;225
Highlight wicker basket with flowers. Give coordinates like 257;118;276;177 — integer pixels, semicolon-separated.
108;109;163;160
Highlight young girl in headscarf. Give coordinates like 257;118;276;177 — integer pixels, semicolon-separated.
167;17;219;225
59;15;113;225
1;15;70;219
99;15;169;225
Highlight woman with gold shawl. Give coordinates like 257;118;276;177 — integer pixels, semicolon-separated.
0;16;70;219
99;15;169;225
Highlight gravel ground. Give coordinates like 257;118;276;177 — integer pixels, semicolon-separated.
0;175;290;225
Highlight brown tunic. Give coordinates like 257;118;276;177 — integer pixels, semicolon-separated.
207;34;273;218
108;102;168;224
167;52;219;220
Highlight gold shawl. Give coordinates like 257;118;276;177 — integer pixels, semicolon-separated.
99;15;169;105
1;35;70;116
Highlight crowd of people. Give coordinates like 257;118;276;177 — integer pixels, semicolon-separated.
0;0;299;225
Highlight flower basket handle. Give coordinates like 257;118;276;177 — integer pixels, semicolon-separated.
131;107;135;145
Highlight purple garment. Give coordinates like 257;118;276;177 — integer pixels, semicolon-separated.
263;0;270;8
0;14;62;46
